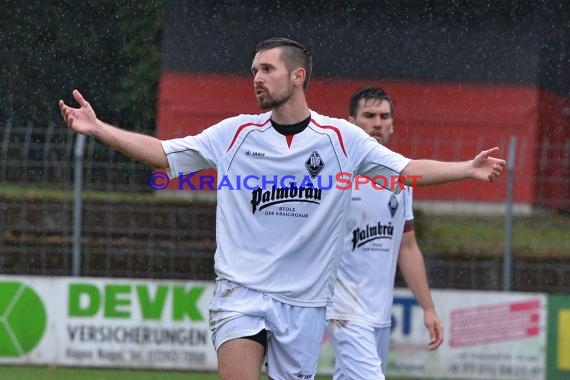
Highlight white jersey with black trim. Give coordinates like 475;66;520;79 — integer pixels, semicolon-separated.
161;110;411;307
327;183;413;326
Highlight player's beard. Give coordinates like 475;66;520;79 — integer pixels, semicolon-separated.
257;83;294;110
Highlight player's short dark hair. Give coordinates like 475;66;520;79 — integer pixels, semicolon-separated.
255;37;313;90
349;87;395;117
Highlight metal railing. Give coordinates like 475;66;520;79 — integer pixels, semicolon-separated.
1;121;569;293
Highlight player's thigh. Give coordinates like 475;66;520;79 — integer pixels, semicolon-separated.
210;279;267;350
327;319;385;380
218;337;265;380
265;302;326;380
210;280;269;379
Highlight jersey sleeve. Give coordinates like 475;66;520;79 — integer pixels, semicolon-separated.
347;122;411;190
160;118;230;179
404;186;414;222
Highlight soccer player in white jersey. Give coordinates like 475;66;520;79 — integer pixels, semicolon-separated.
326;87;444;380
59;37;505;380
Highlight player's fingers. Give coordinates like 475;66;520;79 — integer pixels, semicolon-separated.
484;146;500;157
73;89;89;108
427;323;437;343
493;159;506;170
428;337;442;350
490;163;505;180
428;325;444;350
60;106;76;128
65;112;72;126
60;104;68;121
59;101;66;118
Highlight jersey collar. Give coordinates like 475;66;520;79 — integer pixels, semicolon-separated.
271;114;311;136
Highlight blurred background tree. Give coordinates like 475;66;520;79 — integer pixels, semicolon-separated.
0;0;162;132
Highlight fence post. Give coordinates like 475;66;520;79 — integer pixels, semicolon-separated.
72;134;86;276
503;136;517;291
1;119;12;182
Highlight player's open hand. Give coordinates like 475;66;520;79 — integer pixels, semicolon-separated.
59;90;98;135
424;309;444;351
470;147;506;182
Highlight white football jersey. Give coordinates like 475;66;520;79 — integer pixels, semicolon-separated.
327;183;414;326
161;110;410;307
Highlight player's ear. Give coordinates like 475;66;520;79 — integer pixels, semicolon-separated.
348;116;355;123
292;67;305;87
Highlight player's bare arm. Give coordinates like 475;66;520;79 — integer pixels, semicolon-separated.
401;147;506;186
59;90;168;168
397;230;444;351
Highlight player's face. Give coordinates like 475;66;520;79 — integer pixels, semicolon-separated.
251;48;294;110
349;99;394;145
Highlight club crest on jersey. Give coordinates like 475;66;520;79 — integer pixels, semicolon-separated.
388;193;398;217
305;151;324;178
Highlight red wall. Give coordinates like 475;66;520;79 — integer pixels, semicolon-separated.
157;72;568;208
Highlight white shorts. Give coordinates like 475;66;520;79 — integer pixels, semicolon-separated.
326;319;391;380
210;279;326;380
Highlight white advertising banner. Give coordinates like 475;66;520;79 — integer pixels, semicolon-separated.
318;288;547;380
0;276;547;378
0;275;218;370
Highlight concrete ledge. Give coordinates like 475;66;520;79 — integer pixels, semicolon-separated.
153;190;217;203
413;201;533;216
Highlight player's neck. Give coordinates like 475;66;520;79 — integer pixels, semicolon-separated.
271;93;310;125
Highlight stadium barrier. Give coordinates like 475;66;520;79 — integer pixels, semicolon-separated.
2;275;568;379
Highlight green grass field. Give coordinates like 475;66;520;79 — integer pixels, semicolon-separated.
0;366;333;380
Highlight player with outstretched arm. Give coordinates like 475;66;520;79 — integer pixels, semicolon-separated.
60;38;505;380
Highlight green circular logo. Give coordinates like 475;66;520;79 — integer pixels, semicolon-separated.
0;281;47;356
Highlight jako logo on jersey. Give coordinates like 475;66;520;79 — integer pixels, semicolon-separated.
305;151;324;178
351;221;394;250
251;185;322;214
245;150;266;158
